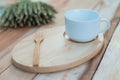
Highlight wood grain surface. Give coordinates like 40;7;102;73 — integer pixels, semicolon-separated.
0;0;70;80
80;3;120;80
0;0;120;80
93;21;120;80
11;26;104;73
34;0;120;80
0;0;98;80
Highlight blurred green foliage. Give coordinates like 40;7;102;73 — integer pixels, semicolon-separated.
0;0;57;28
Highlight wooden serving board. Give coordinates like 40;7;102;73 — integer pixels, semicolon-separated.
11;26;104;73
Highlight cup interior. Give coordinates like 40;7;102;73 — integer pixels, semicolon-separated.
65;9;99;22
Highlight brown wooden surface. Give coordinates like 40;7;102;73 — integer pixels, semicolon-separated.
80;4;120;80
0;0;70;74
0;0;120;80
93;19;120;80
0;0;70;79
11;26;104;73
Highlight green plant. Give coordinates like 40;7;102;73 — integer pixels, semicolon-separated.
0;0;57;28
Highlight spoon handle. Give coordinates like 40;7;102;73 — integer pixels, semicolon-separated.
33;42;41;67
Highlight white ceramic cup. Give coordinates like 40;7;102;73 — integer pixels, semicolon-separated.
65;9;110;42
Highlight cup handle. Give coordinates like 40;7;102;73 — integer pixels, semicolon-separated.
99;18;110;33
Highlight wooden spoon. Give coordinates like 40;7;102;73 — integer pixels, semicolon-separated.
33;33;44;67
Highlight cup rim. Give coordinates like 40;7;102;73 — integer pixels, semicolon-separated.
65;9;100;22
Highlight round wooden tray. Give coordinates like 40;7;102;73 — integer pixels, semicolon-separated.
11;26;104;73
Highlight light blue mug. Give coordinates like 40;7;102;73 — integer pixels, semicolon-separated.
0;9;3;16
65;9;110;42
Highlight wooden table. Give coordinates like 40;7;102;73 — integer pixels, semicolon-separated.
0;0;120;80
